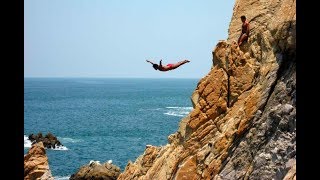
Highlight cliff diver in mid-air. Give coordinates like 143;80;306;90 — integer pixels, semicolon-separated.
146;59;190;72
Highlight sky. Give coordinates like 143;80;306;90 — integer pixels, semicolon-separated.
24;0;235;79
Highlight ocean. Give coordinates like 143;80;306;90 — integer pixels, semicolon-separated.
24;78;199;179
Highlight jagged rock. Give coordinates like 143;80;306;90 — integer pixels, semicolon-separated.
70;160;121;180
28;132;63;149
283;159;296;180
24;142;54;180
118;0;295;179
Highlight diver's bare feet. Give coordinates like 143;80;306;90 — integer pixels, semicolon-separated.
185;60;190;63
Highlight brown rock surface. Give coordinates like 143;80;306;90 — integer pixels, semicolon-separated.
24;142;54;180
70;160;121;180
118;0;295;179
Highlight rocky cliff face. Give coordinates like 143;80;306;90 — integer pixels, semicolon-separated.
118;0;296;179
24;142;54;180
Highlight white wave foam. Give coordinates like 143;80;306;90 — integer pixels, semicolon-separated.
54;176;70;180
164;112;185;117
138;108;162;111
24;135;32;148
48;145;68;151
59;137;82;143
164;107;193;117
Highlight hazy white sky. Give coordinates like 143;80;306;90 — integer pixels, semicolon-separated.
24;0;235;79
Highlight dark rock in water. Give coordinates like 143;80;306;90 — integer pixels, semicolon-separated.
28;132;63;149
70;160;121;180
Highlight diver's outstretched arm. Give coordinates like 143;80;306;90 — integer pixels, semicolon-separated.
146;60;155;65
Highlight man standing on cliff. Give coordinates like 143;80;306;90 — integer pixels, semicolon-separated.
238;15;250;46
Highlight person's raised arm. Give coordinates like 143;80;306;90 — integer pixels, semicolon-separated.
159;59;163;67
146;60;154;65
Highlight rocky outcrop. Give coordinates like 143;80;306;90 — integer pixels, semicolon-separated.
70;160;121;180
24;142;54;180
28;132;63;149
118;0;296;179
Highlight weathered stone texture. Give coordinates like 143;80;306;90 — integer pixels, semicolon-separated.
24;142;54;180
70;160;121;180
118;0;296;179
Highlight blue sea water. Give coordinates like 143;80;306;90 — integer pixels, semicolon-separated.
24;78;199;179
